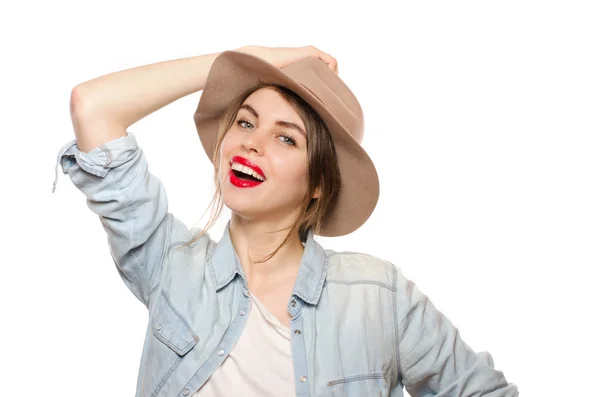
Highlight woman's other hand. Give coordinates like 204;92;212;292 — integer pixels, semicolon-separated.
235;45;338;74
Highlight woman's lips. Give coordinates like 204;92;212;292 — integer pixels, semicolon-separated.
229;169;263;188
228;155;266;188
231;156;266;179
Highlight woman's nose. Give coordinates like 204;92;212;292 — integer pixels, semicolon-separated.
241;131;265;154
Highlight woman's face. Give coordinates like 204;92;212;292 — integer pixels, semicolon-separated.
219;87;317;223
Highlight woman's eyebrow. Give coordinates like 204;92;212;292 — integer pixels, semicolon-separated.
240;104;306;136
240;104;259;119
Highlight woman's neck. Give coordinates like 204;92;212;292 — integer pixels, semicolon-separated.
228;215;305;287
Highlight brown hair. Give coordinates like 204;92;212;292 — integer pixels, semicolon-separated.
180;83;340;263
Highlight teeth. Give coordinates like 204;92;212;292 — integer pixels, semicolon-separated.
231;162;265;181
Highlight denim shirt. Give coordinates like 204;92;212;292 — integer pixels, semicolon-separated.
53;132;518;397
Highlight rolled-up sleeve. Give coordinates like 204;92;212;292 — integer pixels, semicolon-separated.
53;132;173;308
395;267;519;396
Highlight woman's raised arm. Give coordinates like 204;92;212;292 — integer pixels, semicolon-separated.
70;45;337;153
70;52;220;153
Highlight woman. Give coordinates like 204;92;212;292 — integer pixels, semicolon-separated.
53;45;518;397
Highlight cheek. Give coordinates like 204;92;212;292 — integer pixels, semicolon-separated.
272;154;310;185
219;131;238;164
220;130;237;154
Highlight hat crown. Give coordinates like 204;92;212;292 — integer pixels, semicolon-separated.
281;57;364;143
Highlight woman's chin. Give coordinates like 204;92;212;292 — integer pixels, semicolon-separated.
224;200;296;226
223;197;265;219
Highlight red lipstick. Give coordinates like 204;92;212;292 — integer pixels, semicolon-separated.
231;156;265;179
229;156;265;188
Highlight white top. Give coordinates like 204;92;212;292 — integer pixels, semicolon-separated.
193;293;295;397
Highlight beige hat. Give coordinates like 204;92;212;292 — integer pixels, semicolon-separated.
193;50;379;237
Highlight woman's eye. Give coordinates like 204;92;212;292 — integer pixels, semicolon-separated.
237;119;254;129
279;135;296;146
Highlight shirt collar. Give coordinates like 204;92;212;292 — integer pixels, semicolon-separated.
208;221;328;306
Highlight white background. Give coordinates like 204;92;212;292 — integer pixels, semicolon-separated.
2;1;598;396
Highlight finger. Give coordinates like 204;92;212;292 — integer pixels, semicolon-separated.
304;46;338;73
306;45;332;61
327;58;338;74
330;57;338;74
318;53;337;72
318;51;335;65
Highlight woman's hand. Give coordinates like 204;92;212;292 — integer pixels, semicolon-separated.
235;45;338;74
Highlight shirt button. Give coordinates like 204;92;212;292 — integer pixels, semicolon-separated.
243;289;250;297
300;376;307;383
217;349;225;356
294;329;302;335
239;309;247;316
182;389;189;396
291;300;297;307
154;323;162;332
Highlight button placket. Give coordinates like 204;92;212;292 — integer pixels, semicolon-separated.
290;304;309;394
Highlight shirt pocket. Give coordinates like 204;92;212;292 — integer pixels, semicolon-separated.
151;289;199;356
327;374;389;397
143;290;200;395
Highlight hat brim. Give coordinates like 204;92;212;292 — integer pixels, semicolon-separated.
193;51;379;237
